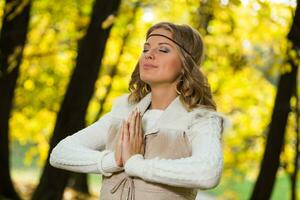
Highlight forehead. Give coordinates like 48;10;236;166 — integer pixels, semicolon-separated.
145;28;173;44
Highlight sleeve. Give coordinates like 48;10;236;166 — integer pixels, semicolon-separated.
49;112;123;176
124;114;225;189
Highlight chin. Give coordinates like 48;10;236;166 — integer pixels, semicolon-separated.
140;78;154;85
140;74;154;83
141;77;159;86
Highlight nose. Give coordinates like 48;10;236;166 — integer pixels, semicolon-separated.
144;49;155;60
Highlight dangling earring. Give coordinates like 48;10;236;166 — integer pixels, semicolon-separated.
176;87;182;95
176;74;184;95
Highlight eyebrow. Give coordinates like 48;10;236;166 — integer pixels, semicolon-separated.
143;42;174;48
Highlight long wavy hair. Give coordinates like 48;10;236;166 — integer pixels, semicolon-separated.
128;22;216;111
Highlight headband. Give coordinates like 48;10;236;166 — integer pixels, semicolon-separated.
146;33;196;63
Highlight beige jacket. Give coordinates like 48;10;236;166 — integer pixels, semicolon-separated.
100;93;228;199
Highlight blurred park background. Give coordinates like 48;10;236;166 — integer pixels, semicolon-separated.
0;0;300;199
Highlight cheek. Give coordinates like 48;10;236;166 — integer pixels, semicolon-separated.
163;57;182;77
138;57;144;72
171;57;182;72
138;57;148;81
138;56;143;66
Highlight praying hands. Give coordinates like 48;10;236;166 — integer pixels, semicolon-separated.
115;108;145;167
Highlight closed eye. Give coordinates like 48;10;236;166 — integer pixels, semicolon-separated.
159;48;170;53
142;47;170;53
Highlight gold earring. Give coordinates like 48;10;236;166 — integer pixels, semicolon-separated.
176;87;181;95
176;74;184;95
176;81;183;95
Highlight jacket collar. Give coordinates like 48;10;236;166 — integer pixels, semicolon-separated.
135;93;189;132
125;92;230;135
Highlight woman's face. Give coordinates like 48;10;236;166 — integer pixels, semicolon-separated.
139;28;182;87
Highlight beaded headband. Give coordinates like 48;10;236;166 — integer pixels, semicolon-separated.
146;33;196;63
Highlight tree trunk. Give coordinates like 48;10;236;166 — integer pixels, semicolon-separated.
31;0;121;199
0;0;31;199
288;1;300;200
68;173;89;194
291;79;299;200
250;1;300;199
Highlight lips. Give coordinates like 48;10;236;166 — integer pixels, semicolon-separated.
143;63;157;70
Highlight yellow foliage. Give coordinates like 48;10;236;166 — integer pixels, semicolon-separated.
23;79;35;91
101;75;112;85
6;2;298;198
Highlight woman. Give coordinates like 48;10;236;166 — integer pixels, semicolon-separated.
50;22;228;200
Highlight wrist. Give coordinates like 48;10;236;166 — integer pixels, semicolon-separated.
124;154;145;177
114;151;123;167
102;151;123;174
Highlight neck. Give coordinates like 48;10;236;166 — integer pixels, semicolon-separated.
149;84;178;110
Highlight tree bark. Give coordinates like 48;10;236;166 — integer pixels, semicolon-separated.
31;0;121;199
291;77;299;200
288;1;300;199
250;1;300;199
0;0;31;199
68;173;89;194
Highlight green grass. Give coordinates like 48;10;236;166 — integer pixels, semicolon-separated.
87;174;102;195
208;171;300;200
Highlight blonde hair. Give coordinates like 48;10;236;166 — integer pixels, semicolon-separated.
128;22;216;111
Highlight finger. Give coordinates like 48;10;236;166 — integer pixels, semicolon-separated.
138;113;145;152
130;110;137;140
118;122;123;144
135;111;140;139
121;124;124;141
127;111;133;124
118;123;123;145
120;123;124;155
115;122;124;165
134;109;139;138
121;121;129;164
127;109;135;122
139;113;143;138
133;111;140;140
123;121;129;143
127;109;134;134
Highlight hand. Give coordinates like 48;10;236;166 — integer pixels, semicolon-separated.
114;122;124;167
122;108;145;165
